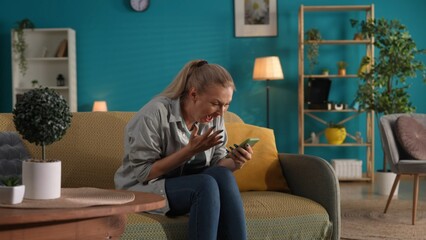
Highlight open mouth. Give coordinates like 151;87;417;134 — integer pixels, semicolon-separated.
202;114;213;122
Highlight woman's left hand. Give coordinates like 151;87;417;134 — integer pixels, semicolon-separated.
228;144;253;170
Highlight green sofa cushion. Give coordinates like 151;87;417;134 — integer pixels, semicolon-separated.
122;191;332;240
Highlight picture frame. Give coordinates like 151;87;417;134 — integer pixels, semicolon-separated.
234;0;277;37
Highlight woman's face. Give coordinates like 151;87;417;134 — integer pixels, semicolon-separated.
189;84;233;123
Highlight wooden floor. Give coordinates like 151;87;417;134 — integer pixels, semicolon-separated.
340;176;426;202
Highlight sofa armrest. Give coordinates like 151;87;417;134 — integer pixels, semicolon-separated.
279;153;340;240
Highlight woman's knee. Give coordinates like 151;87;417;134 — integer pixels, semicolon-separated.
204;166;236;185
194;175;221;207
195;174;220;196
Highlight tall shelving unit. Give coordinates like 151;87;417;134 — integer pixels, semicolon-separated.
298;5;375;181
11;28;77;112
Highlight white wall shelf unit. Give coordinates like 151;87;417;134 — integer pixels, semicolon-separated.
11;28;77;112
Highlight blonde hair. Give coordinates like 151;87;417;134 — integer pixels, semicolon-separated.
160;60;235;99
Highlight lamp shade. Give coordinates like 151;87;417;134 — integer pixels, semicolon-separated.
253;56;284;81
92;101;108;112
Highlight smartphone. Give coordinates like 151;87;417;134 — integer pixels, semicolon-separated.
239;138;260;148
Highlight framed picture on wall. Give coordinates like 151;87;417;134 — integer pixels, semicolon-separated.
234;0;277;37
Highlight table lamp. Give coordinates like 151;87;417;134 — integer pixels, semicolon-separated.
253;56;284;128
92;101;108;112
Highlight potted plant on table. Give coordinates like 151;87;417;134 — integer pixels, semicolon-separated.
13;87;72;199
0;176;25;204
356;18;426;195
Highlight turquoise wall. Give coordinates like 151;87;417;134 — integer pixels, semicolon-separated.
1;0;425;171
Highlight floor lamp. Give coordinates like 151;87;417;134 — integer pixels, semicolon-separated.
253;56;284;128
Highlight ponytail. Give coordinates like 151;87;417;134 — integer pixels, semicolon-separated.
160;60;235;99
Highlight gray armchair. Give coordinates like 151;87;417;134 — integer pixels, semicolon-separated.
379;113;426;225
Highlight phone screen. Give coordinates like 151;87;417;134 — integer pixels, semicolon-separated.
239;138;260;148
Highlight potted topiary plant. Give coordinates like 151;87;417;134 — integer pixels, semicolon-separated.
325;122;347;144
0;176;25;205
356;18;426;195
12;18;35;76
13;87;72;199
305;28;322;74
337;61;347;76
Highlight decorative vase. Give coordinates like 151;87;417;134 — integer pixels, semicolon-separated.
0;185;25;204
22;160;61;199
325;127;347;144
374;170;399;197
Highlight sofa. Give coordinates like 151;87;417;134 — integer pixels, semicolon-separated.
0;111;340;240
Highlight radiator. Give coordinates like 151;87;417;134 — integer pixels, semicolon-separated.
331;159;362;179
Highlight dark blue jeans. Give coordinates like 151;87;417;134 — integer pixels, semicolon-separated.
165;166;246;240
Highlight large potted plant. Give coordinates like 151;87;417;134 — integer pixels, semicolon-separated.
13;87;72;199
356;18;426;195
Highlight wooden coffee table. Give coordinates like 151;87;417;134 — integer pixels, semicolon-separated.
0;190;165;240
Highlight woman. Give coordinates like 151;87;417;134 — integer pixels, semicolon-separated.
114;59;252;240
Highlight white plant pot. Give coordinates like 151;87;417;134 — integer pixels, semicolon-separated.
23;160;61;199
375;171;399;197
0;185;25;204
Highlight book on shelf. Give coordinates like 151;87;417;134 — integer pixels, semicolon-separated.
55;39;68;57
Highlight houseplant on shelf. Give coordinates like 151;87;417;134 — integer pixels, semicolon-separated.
337;61;347;76
356;18;426;195
12;18;35;76
13;87;72;199
305;28;322;74
350;19;364;40
0;176;25;204
325;122;347;144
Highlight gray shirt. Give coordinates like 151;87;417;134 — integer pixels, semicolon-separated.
114;96;228;214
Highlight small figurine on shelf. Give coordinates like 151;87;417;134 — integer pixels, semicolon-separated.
311;132;319;144
355;131;363;144
56;74;65;86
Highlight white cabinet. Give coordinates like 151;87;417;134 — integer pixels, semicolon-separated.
11;28;77;112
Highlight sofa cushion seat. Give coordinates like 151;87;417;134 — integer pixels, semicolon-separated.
122;191;332;240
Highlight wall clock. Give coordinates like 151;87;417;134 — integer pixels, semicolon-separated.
130;0;149;12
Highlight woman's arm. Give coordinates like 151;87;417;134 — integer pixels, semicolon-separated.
147;124;224;180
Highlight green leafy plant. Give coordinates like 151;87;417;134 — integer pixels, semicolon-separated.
12;18;35;76
350;19;364;40
13;87;72;161
322;68;329;75
356;18;426;115
305;28;322;74
31;79;39;87
1;176;21;187
337;61;347;70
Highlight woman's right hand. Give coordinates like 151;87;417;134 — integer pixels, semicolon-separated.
186;124;223;155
